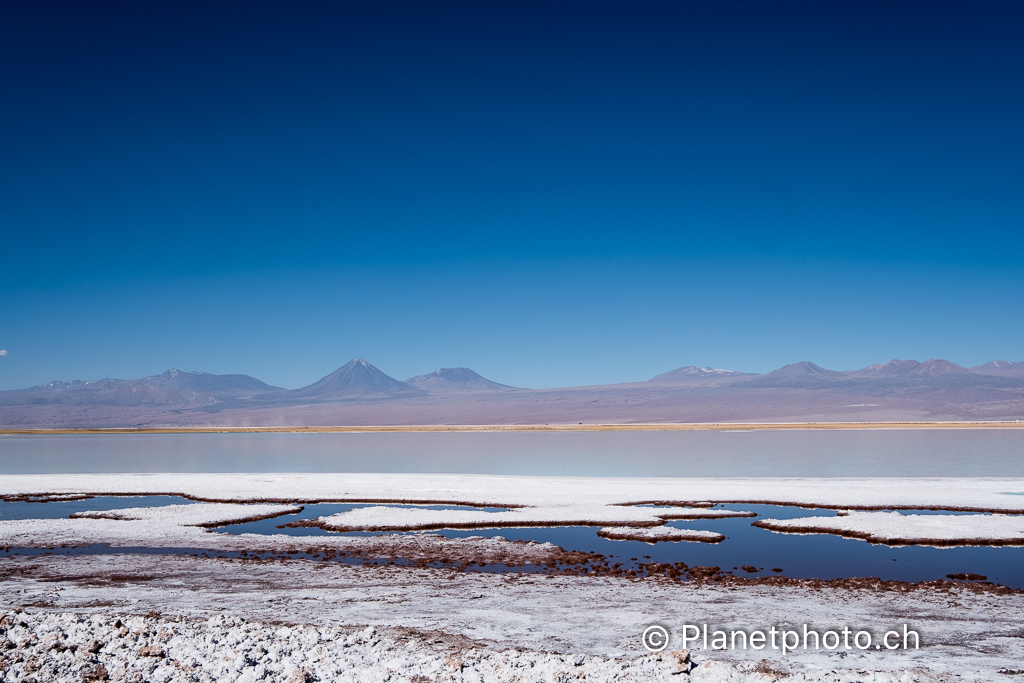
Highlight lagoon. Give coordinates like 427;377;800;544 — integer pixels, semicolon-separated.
1;429;1022;476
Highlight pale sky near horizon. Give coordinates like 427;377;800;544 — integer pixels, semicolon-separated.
1;1;1022;390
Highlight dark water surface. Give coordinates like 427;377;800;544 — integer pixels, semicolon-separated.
3;496;1022;588
2;430;1023;476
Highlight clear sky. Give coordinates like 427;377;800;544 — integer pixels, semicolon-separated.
1;1;1022;391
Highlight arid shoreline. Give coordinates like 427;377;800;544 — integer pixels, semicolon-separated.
2;420;1024;435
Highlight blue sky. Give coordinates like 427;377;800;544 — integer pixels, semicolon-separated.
1;1;1022;390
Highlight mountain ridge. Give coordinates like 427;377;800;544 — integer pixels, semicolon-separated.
2;357;1024;425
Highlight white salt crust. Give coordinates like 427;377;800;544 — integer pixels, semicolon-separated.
71;503;301;527
597;525;725;542
1;473;1023;511
757;510;1024;546
2;479;1024;552
311;503;751;531
2;554;1023;682
3;473;1024;549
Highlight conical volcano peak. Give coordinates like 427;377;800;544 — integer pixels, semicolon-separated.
289;359;426;400
766;361;845;378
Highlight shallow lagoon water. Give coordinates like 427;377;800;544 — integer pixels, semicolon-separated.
3;496;1022;588
2;429;1023;476
219;501;1024;588
2;430;1022;587
0;495;197;520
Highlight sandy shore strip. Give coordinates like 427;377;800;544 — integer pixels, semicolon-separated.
3;420;1024;435
2;553;1023;681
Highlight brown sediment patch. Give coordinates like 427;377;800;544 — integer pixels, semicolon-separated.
194;507;305;529
37;573;162;585
612;502;757;520
436;552;1024;594
663;500;1024;515
9;543;1024;596
293;540;604;570
657;511;757;520
282;518;662;532
556;559;1022;594
595;528;724;544
616;501;717;508
0;494;98;504
6;492;1024;514
68;506;304;529
2;492;524;509
224;546;1014;595
750;519;1024;547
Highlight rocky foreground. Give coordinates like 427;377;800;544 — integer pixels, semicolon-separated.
1;612;695;683
2;553;1022;682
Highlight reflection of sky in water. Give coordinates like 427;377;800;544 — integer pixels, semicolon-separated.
3;496;1023;588
3;430;1024;476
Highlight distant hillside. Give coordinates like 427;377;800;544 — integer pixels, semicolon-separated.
739;361;846;388
405;367;518;393
849;359;971;379
648;366;750;383
972;360;1024;377
0;369;280;408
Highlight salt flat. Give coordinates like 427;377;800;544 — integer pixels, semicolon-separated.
2;473;1024;511
2;554;1022;682
756;509;1024;546
4;473;1024;551
4;474;1024;681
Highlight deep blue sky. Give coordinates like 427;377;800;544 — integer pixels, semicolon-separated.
1;1;1022;390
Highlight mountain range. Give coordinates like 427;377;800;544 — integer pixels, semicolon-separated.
2;357;1023;427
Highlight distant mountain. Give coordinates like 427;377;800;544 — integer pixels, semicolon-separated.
971;360;1024;377
739;361;846;387
648;366;751;383
143;369;279;392
405;367;518;393
0;369;280;408
4;356;1024;427
850;359;971;379
287;359;426;401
